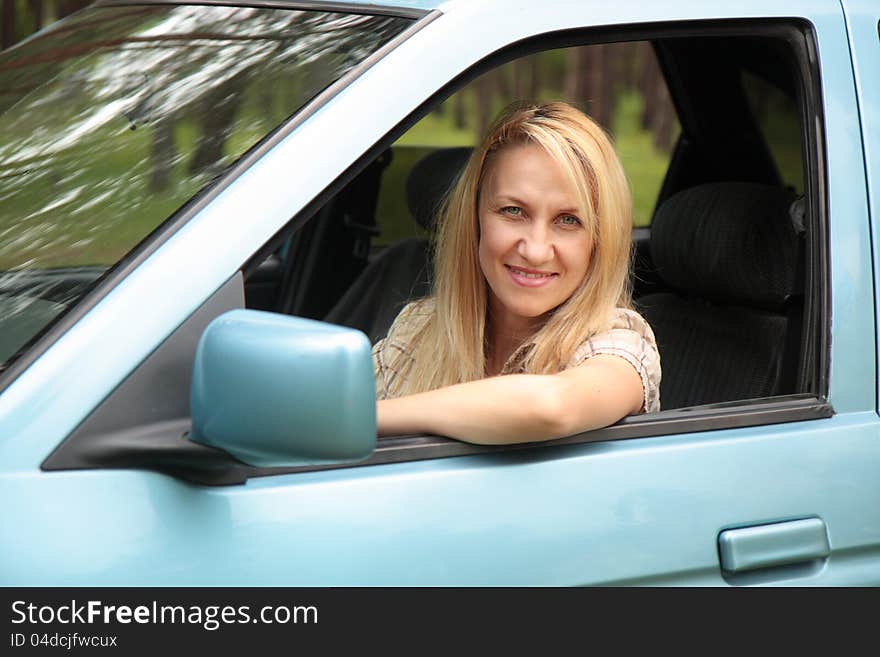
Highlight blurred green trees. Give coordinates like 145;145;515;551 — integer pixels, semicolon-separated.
1;0;91;50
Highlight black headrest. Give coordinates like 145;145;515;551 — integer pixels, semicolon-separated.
651;182;802;306
405;147;472;231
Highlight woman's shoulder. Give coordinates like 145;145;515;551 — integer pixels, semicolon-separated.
568;306;658;360
389;297;434;334
400;296;435;317
375;297;434;350
373;297;434;400
605;306;658;344
567;305;661;413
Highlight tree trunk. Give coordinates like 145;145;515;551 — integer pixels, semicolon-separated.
528;55;541;101
30;0;43;30
638;43;677;152
598;43;618;129
616;42;639;89
564;47;589;108
1;1;15;51
496;65;511;101
475;74;494;136
654;102;676;152
59;1;91;18
638;42;658;132
591;45;607;126
149;119;177;192
453;91;466;129
188;79;245;175
511;59;524;100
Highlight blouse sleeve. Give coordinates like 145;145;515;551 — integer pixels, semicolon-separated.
372;338;390;400
567;309;662;413
372;298;432;400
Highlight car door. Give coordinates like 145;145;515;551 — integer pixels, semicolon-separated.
2;0;879;586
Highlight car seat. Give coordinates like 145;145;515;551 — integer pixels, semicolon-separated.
636;181;805;409
324;147;471;343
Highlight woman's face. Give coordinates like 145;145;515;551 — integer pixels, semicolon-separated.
478;142;593;331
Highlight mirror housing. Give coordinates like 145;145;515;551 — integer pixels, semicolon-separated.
189;309;376;467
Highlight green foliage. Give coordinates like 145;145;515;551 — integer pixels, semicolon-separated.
0;6;411;270
612;91;676;227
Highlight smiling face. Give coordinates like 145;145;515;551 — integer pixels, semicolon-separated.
478;141;593;335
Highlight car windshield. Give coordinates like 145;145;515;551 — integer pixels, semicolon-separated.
0;4;411;371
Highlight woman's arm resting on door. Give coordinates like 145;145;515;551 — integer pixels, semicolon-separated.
376;354;643;444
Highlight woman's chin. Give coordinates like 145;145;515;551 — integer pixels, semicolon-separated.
498;299;559;321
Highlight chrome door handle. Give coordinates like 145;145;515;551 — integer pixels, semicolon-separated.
718;517;830;573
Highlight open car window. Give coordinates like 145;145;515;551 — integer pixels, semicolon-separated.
265;26;819;418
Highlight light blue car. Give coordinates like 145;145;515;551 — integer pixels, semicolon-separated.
1;0;879;586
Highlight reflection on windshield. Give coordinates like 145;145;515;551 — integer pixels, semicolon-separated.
0;5;410;369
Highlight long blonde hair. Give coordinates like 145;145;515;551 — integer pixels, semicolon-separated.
391;101;633;395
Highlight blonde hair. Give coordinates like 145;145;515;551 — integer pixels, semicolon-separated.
391;101;633;395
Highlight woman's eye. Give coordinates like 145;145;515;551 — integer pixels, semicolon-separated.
501;206;522;217
557;214;582;226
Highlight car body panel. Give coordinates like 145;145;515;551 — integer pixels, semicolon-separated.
3;412;879;585
1;0;879;586
840;0;880;411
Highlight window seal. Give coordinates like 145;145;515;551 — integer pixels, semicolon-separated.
43;394;833;486
280;394;833;479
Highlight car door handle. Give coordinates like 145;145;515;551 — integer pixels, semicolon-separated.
718;517;830;573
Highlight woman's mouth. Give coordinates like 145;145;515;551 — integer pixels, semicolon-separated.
505;265;558;287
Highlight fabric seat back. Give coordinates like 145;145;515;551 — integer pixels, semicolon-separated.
636;182;803;409
325;147;471;342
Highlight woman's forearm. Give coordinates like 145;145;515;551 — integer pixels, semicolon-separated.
377;374;570;444
376;355;644;445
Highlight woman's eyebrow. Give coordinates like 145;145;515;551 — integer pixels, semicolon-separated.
493;194;530;207
494;193;580;215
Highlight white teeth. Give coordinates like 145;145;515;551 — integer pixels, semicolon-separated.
510;267;551;278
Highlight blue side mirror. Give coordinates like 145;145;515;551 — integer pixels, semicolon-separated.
189;310;376;467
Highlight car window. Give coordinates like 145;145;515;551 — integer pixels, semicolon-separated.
0;4;411;370
272;29;815;414
373;41;679;247
740;69;805;194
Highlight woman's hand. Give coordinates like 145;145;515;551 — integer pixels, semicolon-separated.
376;354;643;444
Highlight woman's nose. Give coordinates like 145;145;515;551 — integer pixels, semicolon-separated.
516;222;554;264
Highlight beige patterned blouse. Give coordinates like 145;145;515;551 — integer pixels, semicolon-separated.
372;298;661;413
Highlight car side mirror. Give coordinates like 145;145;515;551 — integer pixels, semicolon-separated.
188;309;376;467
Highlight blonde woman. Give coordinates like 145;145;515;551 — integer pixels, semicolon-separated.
373;102;660;444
